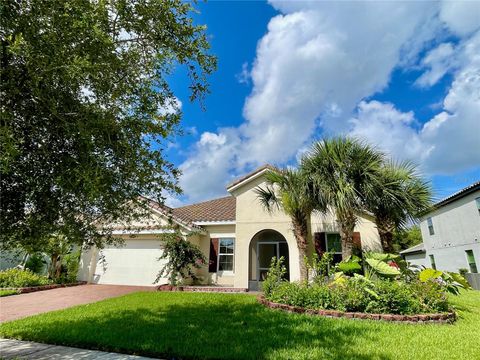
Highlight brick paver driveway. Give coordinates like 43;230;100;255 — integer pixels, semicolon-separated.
0;284;155;323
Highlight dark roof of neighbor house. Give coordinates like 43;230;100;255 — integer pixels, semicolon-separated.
226;164;275;190
400;243;425;255
172;196;236;223
433;180;480;209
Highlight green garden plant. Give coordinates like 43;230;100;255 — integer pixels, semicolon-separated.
155;229;206;286
0;268;51;288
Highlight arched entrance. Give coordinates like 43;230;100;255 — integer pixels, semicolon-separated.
249;229;290;290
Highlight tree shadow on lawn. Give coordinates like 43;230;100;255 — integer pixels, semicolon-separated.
2;295;394;360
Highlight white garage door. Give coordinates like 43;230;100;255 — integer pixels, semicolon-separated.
93;239;168;286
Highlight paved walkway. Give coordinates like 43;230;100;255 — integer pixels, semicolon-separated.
0;338;158;359
0;284;155;323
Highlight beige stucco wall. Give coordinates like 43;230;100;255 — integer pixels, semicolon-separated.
229;176;381;288
198;224;236;286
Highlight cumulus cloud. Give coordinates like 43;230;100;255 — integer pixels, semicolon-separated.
172;1;480;204
415;43;457;87
350;32;480;175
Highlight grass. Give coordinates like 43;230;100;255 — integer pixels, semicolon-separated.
1;291;479;360
0;289;19;297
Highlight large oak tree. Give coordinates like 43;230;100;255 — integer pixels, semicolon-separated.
0;0;216;250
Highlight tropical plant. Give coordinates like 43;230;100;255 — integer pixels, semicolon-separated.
365;161;432;253
155;229;206;286
1;0;216;251
308;252;334;283
301;137;384;259
255;167;323;281
418;268;471;295
262;256;287;297
336;255;362;275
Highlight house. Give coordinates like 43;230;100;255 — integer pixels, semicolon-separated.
78;165;382;290
401;181;480;288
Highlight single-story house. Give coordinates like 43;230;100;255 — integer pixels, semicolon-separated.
78;165;382;290
401;181;480;288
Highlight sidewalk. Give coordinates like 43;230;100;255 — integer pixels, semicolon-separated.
0;338;159;359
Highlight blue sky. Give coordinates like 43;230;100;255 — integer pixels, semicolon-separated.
165;1;480;205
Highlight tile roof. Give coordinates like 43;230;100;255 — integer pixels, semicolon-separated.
139;196;203;230
172;196;236;223
433;180;480;209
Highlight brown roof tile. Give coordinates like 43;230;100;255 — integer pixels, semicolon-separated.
172;196;236;222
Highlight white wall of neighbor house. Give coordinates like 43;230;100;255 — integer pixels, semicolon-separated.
404;252;428;268
420;190;480;273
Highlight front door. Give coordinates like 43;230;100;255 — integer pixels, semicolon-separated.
257;242;290;281
257;242;278;281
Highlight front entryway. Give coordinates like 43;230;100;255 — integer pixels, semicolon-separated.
249;229;289;291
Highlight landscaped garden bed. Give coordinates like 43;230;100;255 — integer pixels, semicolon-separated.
257;295;456;323
260;252;470;325
0;268;85;296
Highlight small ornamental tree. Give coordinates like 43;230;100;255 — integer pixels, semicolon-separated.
155;229;206;286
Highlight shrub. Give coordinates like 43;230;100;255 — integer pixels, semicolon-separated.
261;256;287;297
0;268;51;288
0;289;19;297
156;229;207;286
25;253;46;274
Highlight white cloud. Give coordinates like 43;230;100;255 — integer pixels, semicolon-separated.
236;62;250;85
439;1;480;36
171;1;480;204
350;32;480;175
415;42;456;87
177;129;241;203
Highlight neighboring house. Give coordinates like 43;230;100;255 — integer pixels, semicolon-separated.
78;165;381;290
401;181;480;279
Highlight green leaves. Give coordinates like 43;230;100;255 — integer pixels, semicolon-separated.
419;268;442;282
1;0;216;248
365;258;401;276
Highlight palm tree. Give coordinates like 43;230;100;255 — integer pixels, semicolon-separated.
255;167;323;281
365;161;432;253
301;137;384;260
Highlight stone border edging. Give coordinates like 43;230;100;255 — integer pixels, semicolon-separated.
257;295;456;324
157;284;248;293
1;281;87;294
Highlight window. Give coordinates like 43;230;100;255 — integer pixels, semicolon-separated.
326;233;342;264
466;250;478;273
476;197;480;215
218;238;234;272
429;254;436;270
427;217;435;235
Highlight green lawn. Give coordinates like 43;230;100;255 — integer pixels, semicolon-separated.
1;291;479;360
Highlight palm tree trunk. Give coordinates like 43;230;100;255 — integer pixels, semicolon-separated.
338;211;356;260
376;218;395;253
292;216;310;282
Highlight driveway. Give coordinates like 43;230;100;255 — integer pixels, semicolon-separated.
0;284;155;323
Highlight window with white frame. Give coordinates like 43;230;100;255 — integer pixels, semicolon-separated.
427;217;435;235
218;238;235;272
